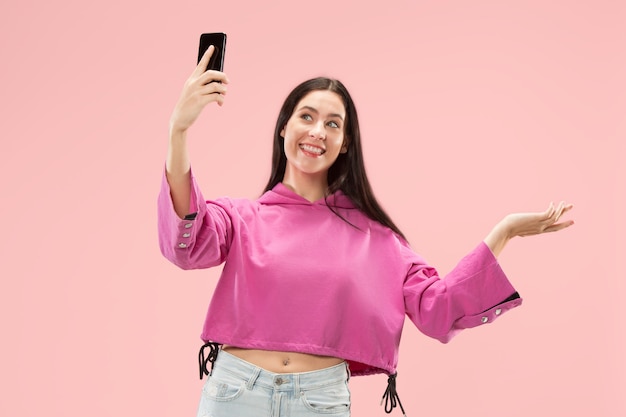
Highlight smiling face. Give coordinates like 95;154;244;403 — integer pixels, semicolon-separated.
280;90;348;196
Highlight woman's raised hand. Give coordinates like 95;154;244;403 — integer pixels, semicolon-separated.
503;201;574;238
166;46;229;217
484;201;574;257
170;45;229;133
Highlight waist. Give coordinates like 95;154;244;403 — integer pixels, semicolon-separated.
213;349;350;391
222;345;345;373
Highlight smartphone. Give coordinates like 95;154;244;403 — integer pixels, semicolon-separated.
198;32;227;72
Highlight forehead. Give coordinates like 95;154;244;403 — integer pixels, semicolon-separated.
295;90;345;116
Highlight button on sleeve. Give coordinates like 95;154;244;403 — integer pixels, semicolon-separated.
403;241;523;343
157;167;235;270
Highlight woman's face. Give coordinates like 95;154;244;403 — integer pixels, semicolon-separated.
280;90;348;186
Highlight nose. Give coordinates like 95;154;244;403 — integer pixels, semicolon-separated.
309;121;326;140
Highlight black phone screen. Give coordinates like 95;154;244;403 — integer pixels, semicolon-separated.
198;33;227;72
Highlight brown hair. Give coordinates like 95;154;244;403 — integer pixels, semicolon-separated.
263;77;406;240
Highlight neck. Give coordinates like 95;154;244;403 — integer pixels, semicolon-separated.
282;167;328;202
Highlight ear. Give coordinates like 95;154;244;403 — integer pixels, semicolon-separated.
280;126;285;138
340;138;349;154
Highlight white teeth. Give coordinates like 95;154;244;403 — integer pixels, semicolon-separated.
300;144;324;155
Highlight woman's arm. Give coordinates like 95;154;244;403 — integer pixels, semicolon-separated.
166;128;192;218
166;45;229;218
403;202;573;343
484;201;575;258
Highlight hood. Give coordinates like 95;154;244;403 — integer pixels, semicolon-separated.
258;183;356;209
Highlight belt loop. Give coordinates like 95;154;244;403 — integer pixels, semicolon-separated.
246;367;261;390
345;362;351;382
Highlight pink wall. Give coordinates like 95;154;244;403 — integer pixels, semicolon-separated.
1;1;624;416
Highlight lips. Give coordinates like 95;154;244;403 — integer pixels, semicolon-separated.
299;143;326;156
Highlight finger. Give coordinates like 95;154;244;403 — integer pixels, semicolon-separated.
543;220;575;233
553;201;567;222
540;202;555;223
537;201;560;228
197;69;230;86
561;203;574;214
198;81;228;96
194;45;215;76
195;91;225;108
552;201;573;224
209;92;226;106
550;201;565;219
197;85;227;103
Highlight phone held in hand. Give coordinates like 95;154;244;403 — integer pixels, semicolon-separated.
198;32;227;72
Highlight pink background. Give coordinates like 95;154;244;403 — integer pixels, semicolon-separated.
1;1;624;416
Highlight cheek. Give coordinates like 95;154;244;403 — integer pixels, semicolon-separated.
331;135;346;152
282;136;299;158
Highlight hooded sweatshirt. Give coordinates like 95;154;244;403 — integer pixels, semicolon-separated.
157;170;522;377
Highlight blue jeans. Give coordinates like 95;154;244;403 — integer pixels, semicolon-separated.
196;350;351;417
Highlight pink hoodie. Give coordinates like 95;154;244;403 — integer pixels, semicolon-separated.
158;170;522;377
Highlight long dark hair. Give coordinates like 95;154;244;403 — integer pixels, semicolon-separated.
263;77;406;240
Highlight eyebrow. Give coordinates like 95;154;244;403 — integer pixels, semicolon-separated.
297;105;344;121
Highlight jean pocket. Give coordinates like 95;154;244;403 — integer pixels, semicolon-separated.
300;381;351;414
201;374;246;402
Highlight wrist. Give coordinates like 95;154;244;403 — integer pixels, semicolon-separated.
166;126;191;176
497;216;515;240
169;120;187;135
484;219;513;258
169;123;189;144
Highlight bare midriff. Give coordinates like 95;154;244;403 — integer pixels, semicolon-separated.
222;345;345;373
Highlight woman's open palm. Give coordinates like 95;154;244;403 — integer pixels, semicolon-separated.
504;201;574;238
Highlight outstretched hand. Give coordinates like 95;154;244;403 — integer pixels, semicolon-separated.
484;201;574;257
503;201;574;238
170;45;230;133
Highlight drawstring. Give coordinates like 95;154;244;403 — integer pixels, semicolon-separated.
381;373;407;416
198;341;221;379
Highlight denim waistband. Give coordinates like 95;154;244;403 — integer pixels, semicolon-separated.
211;349;350;393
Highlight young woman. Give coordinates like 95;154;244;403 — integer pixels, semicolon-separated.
158;46;574;417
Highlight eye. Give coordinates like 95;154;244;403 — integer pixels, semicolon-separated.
300;113;313;121
327;121;340;129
